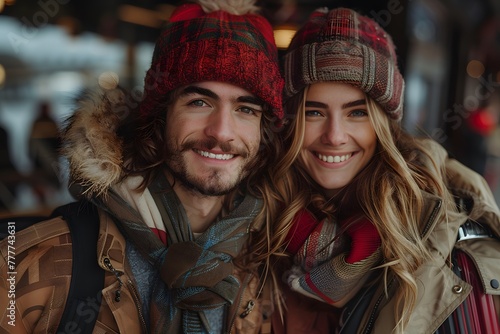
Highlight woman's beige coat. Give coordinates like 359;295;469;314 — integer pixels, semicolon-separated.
358;140;500;334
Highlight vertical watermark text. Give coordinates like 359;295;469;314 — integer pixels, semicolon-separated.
5;221;16;326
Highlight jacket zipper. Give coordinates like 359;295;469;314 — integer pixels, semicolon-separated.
239;300;255;318
227;273;254;333
103;257;124;302
362;278;395;333
103;257;148;333
362;199;442;333
126;278;148;333
420;199;442;238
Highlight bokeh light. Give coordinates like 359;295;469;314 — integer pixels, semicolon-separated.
0;64;6;87
466;60;485;78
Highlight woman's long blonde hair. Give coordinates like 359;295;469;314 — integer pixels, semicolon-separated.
267;87;451;332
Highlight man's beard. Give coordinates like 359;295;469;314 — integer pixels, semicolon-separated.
164;137;259;196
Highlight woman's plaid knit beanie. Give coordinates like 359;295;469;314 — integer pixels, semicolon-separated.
283;7;404;121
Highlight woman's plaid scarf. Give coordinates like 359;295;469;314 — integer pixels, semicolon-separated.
97;172;262;333
284;212;381;305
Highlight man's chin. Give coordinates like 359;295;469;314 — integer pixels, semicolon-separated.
181;180;239;197
165;157;252;197
173;171;242;197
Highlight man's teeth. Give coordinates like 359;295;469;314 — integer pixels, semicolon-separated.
197;150;233;160
317;153;352;163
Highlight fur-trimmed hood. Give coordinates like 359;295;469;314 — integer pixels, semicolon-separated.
61;0;277;199
62;88;130;197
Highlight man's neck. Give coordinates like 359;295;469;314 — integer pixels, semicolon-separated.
170;181;225;234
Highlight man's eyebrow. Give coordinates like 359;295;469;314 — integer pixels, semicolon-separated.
181;85;263;107
180;85;218;100
237;95;264;107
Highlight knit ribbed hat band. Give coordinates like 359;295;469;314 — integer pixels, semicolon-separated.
284;8;404;120
140;2;284;120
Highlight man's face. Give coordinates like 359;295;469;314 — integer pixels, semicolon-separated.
164;81;263;196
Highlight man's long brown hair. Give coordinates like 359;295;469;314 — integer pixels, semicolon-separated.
117;87;285;290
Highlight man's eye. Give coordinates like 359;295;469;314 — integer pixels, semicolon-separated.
189;99;207;107
238;106;260;116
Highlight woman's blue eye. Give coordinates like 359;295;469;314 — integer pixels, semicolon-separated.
305;110;322;117
350;109;368;117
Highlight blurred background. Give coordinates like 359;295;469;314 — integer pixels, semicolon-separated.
0;0;499;216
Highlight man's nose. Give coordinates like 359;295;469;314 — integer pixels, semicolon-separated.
204;108;236;143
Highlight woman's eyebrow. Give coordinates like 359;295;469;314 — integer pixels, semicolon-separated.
342;99;366;109
305;101;328;108
304;99;366;109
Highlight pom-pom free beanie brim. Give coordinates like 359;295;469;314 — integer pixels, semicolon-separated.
283;7;404;121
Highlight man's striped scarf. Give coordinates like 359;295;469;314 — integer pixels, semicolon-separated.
97;172;262;333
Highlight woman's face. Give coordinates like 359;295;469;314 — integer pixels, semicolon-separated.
298;82;377;197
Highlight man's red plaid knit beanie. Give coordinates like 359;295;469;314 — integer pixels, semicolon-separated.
283;7;404;121
140;0;284;121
